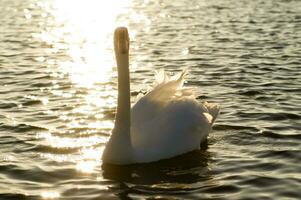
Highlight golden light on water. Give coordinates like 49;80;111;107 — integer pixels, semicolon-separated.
77;148;103;172
38;132;104;148
34;0;137;174
53;0;129;88
41;191;60;199
32;0;151;174
0;0;296;198
35;0;132;87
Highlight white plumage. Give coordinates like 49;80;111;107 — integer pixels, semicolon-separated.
131;70;220;163
102;27;220;165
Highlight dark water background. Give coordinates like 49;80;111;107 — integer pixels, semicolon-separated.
0;0;301;199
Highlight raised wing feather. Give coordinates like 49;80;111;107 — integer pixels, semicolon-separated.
130;71;218;162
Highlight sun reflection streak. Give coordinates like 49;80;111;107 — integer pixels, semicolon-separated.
76;160;98;173
76;148;104;173
33;0;148;174
37;132;105;148
49;0;131;87
33;0;132;88
41;191;60;199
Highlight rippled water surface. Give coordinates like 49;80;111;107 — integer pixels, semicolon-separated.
1;0;301;199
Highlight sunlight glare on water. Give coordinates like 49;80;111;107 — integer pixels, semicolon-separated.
0;0;300;199
34;0;132;174
50;0;131;87
41;191;60;199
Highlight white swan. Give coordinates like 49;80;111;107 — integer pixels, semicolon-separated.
102;27;220;165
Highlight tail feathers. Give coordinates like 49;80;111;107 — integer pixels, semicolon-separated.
146;70;191;103
204;102;220;124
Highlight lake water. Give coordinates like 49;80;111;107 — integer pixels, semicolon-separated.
0;0;301;199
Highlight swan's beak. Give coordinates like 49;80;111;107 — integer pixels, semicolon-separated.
114;27;129;54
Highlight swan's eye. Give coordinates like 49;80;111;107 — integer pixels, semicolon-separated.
114;27;129;54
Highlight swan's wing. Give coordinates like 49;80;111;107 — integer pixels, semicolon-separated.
130;71;220;162
131;98;211;162
148;70;195;103
131;71;192;127
131;71;220;126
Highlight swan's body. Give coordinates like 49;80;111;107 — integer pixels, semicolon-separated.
102;27;220;165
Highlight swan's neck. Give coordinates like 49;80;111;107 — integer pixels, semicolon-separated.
102;27;133;164
115;52;130;134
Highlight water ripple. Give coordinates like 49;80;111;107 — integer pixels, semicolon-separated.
0;0;301;199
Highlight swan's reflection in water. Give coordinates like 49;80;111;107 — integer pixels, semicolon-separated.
102;150;214;198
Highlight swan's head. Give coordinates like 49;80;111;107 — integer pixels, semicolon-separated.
114;27;129;54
